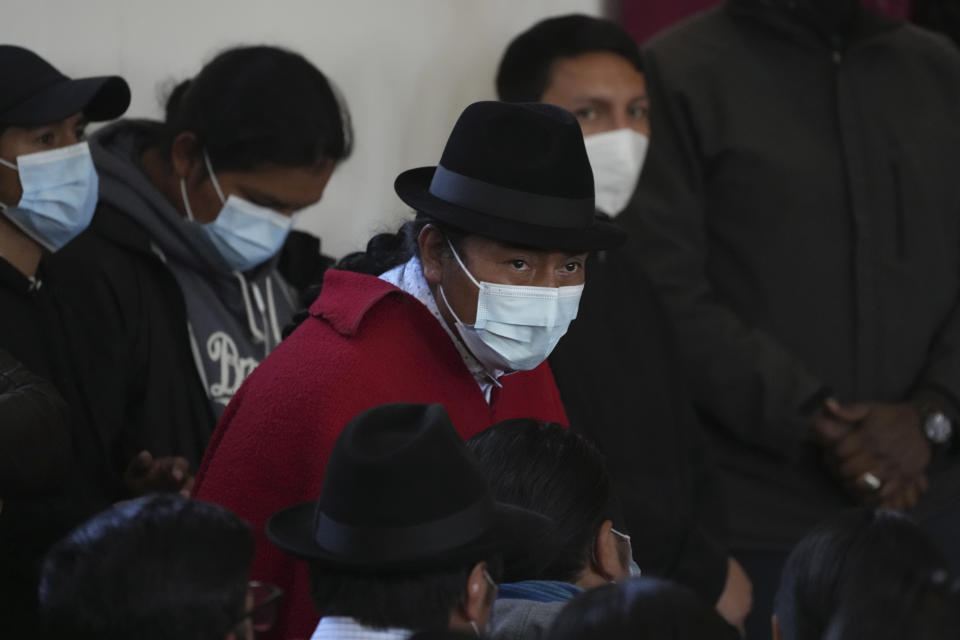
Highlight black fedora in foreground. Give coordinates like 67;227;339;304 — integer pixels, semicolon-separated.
0;45;130;126
267;403;552;574
395;101;626;253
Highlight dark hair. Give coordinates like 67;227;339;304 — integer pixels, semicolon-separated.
823;570;960;640
465;420;622;583
496;14;643;103
158;45;352;172
283;213;466;337
548;577;739;640
39;494;254;640
774;508;947;640
308;556;502;631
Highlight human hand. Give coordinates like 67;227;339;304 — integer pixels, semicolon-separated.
715;556;752;635
810;398;857;447
825;400;931;510
123;450;194;497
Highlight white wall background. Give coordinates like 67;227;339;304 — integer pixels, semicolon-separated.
1;0;604;258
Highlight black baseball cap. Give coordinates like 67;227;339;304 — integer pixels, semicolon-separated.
0;45;130;126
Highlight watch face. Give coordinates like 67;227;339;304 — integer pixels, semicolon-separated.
925;412;953;445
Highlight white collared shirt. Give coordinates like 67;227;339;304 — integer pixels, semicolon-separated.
379;257;503;402
310;616;413;640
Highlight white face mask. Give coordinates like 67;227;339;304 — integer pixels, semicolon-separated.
180;151;294;272
437;241;583;373
583;128;649;217
0;142;98;252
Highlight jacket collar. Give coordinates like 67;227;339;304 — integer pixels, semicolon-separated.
310;269;407;337
726;0;901;50
0;256;42;297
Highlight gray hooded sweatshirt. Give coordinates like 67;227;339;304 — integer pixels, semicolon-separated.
90;120;297;417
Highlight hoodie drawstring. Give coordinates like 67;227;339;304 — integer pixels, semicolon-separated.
234;271;282;357
235;271;267;351
265;277;283;346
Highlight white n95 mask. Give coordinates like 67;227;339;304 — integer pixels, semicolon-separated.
438;241;583;373
181;151;294;272
583;128;649;217
0;142;98;252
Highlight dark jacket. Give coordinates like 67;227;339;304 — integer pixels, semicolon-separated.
0;349;70;498
625;0;960;550
549;237;729;604
49;120;334;466
51;204;216;467
0;257;126;636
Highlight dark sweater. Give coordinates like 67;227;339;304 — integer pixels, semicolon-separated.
625;0;960;549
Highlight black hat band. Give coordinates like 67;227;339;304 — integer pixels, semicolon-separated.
313;496;498;563
429;165;593;230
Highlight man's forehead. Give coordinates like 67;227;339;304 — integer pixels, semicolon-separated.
545;52;646;99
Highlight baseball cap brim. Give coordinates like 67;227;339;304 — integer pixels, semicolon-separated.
0;75;131;126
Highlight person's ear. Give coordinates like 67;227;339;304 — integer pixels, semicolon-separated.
462;561;494;632
771;614;780;640
593;520;628;581
169;131;204;184
418;224;448;285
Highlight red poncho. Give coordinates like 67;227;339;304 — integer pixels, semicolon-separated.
194;270;568;639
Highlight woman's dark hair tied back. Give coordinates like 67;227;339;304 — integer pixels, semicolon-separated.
158;45;353;172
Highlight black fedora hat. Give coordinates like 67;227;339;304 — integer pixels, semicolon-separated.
267;403;553;574
395;101;625;253
0;45;130;126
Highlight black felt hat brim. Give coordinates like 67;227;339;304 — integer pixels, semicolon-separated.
266;498;554;579
0;75;131;126
395;167;626;253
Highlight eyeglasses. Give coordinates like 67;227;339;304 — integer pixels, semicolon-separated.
230;581;285;636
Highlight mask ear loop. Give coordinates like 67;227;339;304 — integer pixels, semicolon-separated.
179;179;196;222
437;284;466;326
444;237;482;289
202;150;227;205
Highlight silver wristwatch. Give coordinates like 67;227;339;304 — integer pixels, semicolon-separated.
921;409;954;447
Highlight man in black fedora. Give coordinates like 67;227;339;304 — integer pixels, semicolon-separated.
266;402;551;640
194;100;623;638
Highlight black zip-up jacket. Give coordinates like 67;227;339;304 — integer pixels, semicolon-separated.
624;0;960;550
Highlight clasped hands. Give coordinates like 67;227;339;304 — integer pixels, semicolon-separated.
812;399;932;511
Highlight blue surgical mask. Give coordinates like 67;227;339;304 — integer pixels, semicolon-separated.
0;142;98;252
438;241;583;373
180;151;294;272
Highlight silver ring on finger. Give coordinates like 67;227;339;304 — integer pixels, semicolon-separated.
860;472;882;491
